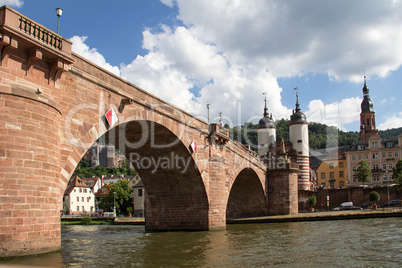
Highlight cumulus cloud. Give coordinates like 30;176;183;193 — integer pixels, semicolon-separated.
2;0;23;7
120;25;290;125
378;112;402;130
305;97;362;128
70;36;121;77
173;0;402;82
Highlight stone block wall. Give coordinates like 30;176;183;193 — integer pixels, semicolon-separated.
267;168;298;215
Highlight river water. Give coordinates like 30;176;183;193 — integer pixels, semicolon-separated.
1;217;401;267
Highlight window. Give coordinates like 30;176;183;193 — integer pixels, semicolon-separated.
87;197;90;202
365;154;369;160
330;181;335;188
358;154;362;160
77;206;79;211
389;163;393;169
388;152;392;158
77;196;79;201
353;165;356;171
138;189;143;197
339;171;344;178
395;151;399;157
383;164;387;170
372;141;378;148
83;189;87;193
74;189;76;192
373;175;379;182
81;197;84;202
382;152;386;158
353;177;357;183
340;181;344;188
329;163;334;169
390;174;393;180
297;140;302;143
383;175;387;181
79;188;82;193
82;206;84;212
330;172;334;178
321;173;325;179
373;153;378;159
352;155;356;161
339;162;344;168
373;164;378;170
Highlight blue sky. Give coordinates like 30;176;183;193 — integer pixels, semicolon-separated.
4;0;402;132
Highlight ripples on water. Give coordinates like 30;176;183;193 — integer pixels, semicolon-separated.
1;217;401;267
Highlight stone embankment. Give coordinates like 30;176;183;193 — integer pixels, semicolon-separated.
227;208;402;224
61;208;402;225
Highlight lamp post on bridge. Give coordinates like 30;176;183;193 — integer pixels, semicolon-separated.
207;104;210;123
56;8;63;34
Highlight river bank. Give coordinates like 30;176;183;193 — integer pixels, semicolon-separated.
62;207;402;225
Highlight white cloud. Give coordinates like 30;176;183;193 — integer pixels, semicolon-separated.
305;97;362;129
2;0;23;7
69;36;121;77
172;0;402;82
378;112;402;130
120;26;290;125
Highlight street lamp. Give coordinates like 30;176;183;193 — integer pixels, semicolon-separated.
386;169;390;207
56;8;63;34
113;192;117;216
207;104;210;123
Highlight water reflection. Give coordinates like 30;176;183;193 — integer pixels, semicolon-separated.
0;218;401;267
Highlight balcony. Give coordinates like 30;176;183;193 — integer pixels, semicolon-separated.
371;168;383;174
0;6;73;64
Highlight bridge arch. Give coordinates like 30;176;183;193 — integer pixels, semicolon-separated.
62;119;210;231
226;168;268;219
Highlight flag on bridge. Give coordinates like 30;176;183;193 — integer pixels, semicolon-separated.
105;107;118;127
190;140;197;153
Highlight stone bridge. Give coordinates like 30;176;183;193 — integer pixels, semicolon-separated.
0;6;298;257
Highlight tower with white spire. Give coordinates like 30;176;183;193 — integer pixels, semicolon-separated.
289;92;310;190
257;94;276;160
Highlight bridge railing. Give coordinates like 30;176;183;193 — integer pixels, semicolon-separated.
18;16;63;50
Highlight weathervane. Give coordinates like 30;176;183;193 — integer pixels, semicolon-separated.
294;87;299;96
263;91;267;101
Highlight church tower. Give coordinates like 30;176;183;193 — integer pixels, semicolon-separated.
289;93;310;190
359;76;378;142
257;96;276;160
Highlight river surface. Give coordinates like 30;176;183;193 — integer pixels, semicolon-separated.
1;217;401;267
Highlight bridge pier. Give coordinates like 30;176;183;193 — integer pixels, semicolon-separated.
267;163;299;215
0;85;63;257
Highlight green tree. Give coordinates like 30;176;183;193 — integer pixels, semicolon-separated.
99;179;133;215
354;160;371;187
392;159;402;191
308;195;317;209
367;191;380;202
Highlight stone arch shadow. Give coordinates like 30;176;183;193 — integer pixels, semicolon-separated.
103;119;209;231
226;168;268;219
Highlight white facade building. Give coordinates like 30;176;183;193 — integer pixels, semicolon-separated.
63;175;95;215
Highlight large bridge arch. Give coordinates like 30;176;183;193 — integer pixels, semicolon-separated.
226;168;268;219
106;120;209;231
